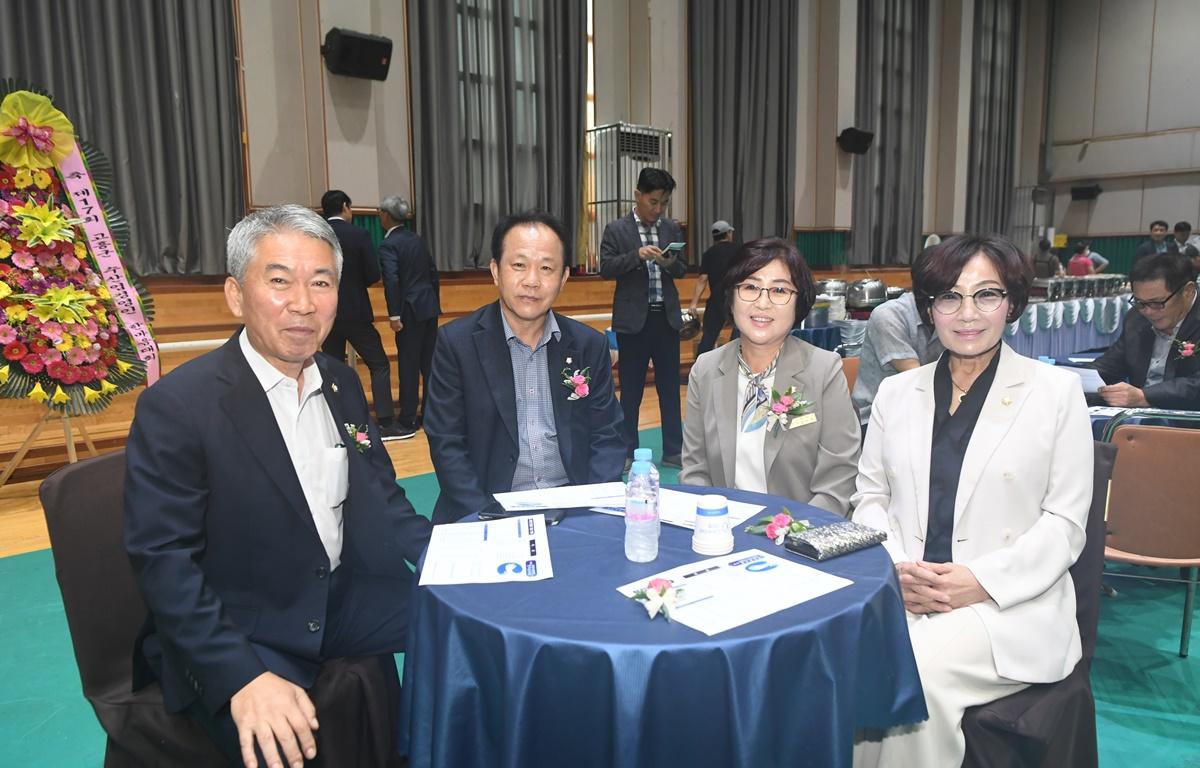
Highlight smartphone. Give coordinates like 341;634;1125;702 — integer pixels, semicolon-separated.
663;242;685;252
477;506;567;526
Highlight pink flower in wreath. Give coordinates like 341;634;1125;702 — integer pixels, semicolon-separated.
771;402;787;414
574;382;589;398
12;251;34;269
65;346;88;365
0;325;15;344
647;578;673;593
20;355;44;374
60;254;79;272
40;320;63;342
35;251;57;269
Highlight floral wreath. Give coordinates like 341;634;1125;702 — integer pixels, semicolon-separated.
0;84;153;414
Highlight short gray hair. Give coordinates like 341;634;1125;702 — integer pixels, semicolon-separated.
379;195;411;221
226;204;343;282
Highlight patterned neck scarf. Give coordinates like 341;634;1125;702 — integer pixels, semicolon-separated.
738;347;779;433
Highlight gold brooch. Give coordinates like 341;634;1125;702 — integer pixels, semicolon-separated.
331;382;339;393
1000;396;1012;406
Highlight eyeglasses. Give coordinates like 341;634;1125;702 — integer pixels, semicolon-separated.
928;288;1008;315
735;283;798;305
1129;282;1186;312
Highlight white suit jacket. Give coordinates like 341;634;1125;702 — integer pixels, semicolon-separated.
852;343;1093;684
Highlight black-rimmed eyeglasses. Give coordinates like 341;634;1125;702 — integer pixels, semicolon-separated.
927;288;1008;315
1129;282;1187;312
735;283;798;305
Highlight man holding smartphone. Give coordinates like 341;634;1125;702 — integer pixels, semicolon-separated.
600;167;687;469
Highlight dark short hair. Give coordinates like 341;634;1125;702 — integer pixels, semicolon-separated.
1150;219;1169;230
1037;238;1051;252
1130;251;1197;292
1073;241;1087;254
1185;245;1200;260
320;190;351;218
722;238;816;322
636;167;676;195
490;210;570;269
913;234;1030;323
1176;221;1193;234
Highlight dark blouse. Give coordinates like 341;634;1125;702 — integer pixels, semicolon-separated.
924;349;1002;563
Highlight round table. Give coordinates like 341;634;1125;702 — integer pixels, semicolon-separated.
400;488;926;768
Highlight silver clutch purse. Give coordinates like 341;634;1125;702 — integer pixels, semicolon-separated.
784;521;887;561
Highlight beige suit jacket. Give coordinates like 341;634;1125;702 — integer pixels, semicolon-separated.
852;343;1094;684
680;335;861;516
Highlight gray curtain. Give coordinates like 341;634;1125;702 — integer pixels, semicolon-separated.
0;0;244;275
408;0;585;270
849;0;928;266
689;0;799;249
965;0;1021;235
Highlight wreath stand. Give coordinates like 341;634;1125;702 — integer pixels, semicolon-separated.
0;409;98;487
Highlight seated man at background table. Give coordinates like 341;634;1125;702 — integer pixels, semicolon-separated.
851;248;944;435
124;205;433;767
1092;251;1200;410
424;211;626;524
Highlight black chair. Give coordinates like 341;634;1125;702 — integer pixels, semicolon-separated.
960;441;1117;768
40;449;402;767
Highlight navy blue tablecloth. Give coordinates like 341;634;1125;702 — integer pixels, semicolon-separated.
793;325;843;352
400;488;925;768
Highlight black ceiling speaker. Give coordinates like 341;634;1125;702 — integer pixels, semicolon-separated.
836;127;875;154
1070;184;1102;201
321;28;393;81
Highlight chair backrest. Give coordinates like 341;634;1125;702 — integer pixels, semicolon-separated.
38;449;145;701
1073;441;1117;662
1106;425;1200;560
841;356;859;394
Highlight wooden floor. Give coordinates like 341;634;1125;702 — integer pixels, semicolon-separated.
0;386;685;559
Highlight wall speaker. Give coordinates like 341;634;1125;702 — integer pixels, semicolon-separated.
836;127;875;154
322;28;393;81
1070;184;1102;201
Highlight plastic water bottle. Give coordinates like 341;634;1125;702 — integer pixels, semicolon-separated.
632;447;660;509
625;460;660;562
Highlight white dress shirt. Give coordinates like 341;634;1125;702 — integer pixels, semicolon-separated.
734;367;773;493
239;331;347;569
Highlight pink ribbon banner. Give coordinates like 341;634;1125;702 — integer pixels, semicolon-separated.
57;147;160;385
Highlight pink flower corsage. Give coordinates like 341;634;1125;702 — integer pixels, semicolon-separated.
561;361;591;400
344;423;371;453
630;577;681;621
1175;339;1196;359
745;508;810;545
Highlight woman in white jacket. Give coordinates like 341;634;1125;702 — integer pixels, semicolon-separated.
852;235;1094;768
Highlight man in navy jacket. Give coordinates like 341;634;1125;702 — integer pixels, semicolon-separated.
124;205;431;766
425;211;626;524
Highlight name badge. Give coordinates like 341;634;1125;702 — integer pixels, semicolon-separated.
789;413;818;429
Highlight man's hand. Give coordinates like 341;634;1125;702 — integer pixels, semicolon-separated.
1098;382;1149;407
389;318;403;332
230;672;319;768
921;561;990;610
638;245;662;261
895;561;951;614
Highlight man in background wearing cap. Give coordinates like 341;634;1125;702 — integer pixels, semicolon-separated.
379;196;441;437
689;220;737;356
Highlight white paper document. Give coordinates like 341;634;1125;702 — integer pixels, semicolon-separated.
616;549;852;636
493;482;626;511
419;514;554;585
1059;365;1106;394
1088;405;1126;417
590;488;766;530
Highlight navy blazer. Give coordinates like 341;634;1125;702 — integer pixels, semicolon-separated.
424;302;626;524
123;332;432;714
1093;295;1200;409
599;212;687;334
329;217;380;323
379;227;441;322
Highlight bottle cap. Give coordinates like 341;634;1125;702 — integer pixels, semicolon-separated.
630;460;652;475
633;448;652;462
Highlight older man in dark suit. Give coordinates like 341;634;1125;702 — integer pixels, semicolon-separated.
319;190;403;439
599;167;687;468
425;211;626;524
379;196;440;437
124;205;432;767
1093;251;1200;409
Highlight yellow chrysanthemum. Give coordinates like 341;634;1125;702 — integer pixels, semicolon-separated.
51;386;70;405
0;91;75;169
73;241;86;258
26;381;48;404
54;339;73;353
74;333;90;348
13;169;32;189
94;308;108;323
11;199;78;247
83;385;102;404
0;241;11;259
33;170;51;189
96;285;111;300
0;282;10;301
5;305;28;322
98;379;117;395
